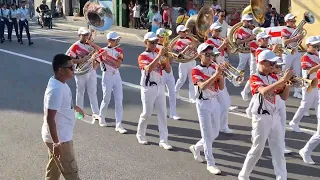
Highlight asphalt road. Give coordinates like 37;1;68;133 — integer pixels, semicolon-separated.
0;25;319;180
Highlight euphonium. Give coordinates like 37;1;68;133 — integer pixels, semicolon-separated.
284;12;315;54
212;61;245;86
227;0;265;53
158;29;180;63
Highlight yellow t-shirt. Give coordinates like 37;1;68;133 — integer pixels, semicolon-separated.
176;15;189;25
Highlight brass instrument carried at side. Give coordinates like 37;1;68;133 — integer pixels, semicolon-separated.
283;12;315;55
227;0;265;53
158;29;180;63
72;1;114;76
167;5;213;63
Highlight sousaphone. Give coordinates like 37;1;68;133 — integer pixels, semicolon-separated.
227;0;265;53
168;5;213;63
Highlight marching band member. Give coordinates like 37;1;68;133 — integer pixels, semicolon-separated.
299;64;320;165
66;27;100;122
156;28;181;120
136;32;173;150
174;25;197;103
8;4;20;42
238;50;293;180
18;1;33;45
241;27;263;101
206;23;232;133
97;32;127;133
281;13;303;98
289;36;320;132
235;14;255;101
189;43;224;174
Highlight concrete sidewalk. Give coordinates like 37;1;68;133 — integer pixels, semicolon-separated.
53;16;147;41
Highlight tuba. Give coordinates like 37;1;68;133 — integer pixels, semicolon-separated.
284;12;315;54
227;0;265;53
167;5;213;63
73;1;114;76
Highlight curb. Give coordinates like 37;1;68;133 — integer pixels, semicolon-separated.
54;22;144;42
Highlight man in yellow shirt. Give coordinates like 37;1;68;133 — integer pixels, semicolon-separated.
176;8;189;25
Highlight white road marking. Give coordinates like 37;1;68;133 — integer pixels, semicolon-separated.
0;48;317;135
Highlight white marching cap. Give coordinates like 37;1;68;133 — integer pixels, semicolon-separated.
78;27;90;35
106;31;120;40
241;14;253;21
306;36;320;45
258;50;280;63
256;32;271;40
144;32;158;41
176;25;188;33
156;28;166;36
284;13;296;22
197;43;220;55
209;23;222;30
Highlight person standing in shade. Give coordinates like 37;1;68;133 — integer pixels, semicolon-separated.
18;1;33;45
8;4;20;42
42;54;84;180
0;3;9;43
151;5;162;33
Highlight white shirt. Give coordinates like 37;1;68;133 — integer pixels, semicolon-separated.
133;4;140;18
152;12;162;26
214;20;228;38
18;8;29;21
42;77;76;143
1;8;9;18
99;46;123;75
138;51;163;86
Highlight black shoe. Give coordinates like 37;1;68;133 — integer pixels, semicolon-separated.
0;40;4;44
29;42;33;46
20;41;23;44
8;39;12;42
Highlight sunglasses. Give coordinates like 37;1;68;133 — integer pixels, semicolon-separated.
220;15;225;17
82;33;90;36
148;40;158;44
268;61;276;66
214;29;222;32
203;52;219;57
61;65;74;71
289;20;296;23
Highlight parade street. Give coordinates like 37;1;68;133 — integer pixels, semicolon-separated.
0;25;319;180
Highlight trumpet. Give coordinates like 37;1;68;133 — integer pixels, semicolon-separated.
212;60;245;86
280;72;318;92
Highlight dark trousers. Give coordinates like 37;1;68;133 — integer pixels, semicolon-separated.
19;20;31;42
134;17;140;29
0;18;9;41
8;18;19;40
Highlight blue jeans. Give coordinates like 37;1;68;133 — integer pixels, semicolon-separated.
151;25;159;33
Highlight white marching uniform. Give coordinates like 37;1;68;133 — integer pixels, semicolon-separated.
98;46;124;128
173;37;196;100
136;51;169;143
300;69;320;162
191;64;221;167
156;44;178;117
290;52;320;126
242;41;259;96
206;37;231;131
66;41;99;115
235;26;252;71
281;27;302;95
239;73;287;180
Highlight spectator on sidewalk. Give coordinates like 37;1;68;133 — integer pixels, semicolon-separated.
214;10;228;38
270;8;280;27
176;8;189;26
147;6;154;32
188;4;197;16
162;3;171;29
230;8;240;26
133;2;141;29
171;4;180;35
129;1;134;28
151;5;162;33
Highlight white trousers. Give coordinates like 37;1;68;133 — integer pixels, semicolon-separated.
237;53;251;71
194;98;220;166
74;70;99;114
137;85;168;143
217;85;231;130
163;69;178;116
278;97;287;148
302;92;320;155
282;52;302;93
99;72;123;128
291;87;318;125
239;113;287;180
175;61;196;99
243;54;257;95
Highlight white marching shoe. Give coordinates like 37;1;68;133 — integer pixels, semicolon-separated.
288;121;302;133
159;142;173;150
240;91;249;101
98;117;108;127
293;92;302;99
169;114;181;120
284;148;292;154
115;126;127;134
299;149;315;165
189;145;204;163
136;135;148;145
206;165;221;175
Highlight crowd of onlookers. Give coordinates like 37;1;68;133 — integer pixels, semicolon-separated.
127;1;287;35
